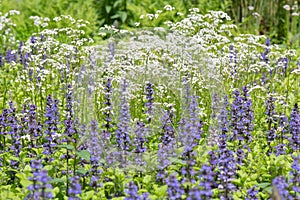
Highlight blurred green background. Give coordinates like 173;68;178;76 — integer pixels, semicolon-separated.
0;0;299;47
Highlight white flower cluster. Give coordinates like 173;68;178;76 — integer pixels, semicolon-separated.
29;16;50;28
0;10;20;47
89;8;299;122
11;14;95;108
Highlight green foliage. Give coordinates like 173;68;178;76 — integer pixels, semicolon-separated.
0;0;99;42
0;4;299;200
93;0;133;28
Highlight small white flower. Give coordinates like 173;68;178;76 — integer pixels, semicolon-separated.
252;12;260;18
292;4;298;10
292;12;299;16
135;22;140;27
189;8;199;13
283;4;290;11
177;12;184;16
53;16;61;22
21;135;31;140
52;133;61;139
41;23;48;28
164;5;175;11
156;10;162;14
9;10;20;15
146;14;154;20
248;6;254;11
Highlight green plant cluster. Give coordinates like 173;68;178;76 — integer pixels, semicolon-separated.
1;0;300;47
0;3;299;200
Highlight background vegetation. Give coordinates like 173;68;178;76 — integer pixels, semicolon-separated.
0;0;299;199
1;0;299;47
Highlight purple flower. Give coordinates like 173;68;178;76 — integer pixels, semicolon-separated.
187;187;201;200
266;96;277;124
219;96;229;137
272;176;290;200
230;89;243;141
265;95;277;153
134;121;147;156
260;38;270;64
30;159;43;170
144;82;154;124
217;145;236;199
229;44;237;76
87;120;103;188
63;85;76;143
8;102;21;158
68;176;81;199
116;80;131;151
31;36;37;44
241;86;254;141
18;41;23;61
5;49;16;63
246;186;259;200
156;141;176;181
275;144;286;156
198;164;215;199
26;104;41;143
43;95;60;155
28;160;53;200
180;93;202;180
88;120;101;164
179;94;202;155
236;149;245;166
125;181;140;200
278;114;289;140
0;53;3;66
102;78;113;140
0;108;10;136
230;87;253;145
209;150;218;170
124;181;149;200
166;174;185;200
283;57;288;74
289;156;300;197
160;107;176;145
289;104;300;151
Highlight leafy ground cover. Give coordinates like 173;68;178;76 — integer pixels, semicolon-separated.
0;5;299;200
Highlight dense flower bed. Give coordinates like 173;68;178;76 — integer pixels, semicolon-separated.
0;7;299;200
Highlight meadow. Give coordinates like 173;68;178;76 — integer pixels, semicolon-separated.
0;4;299;200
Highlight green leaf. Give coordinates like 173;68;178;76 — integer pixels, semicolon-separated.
52;187;60;196
104;182;115;187
76;167;87;175
154;185;167;197
49;178;65;184
263;186;272;193
169;157;185;165
76;150;90;161
23;165;31;173
111;13;120;20
57;144;74;150
275;155;286;166
105;5;112;14
113;0;121;8
257;182;270;189
119;11;127;23
82;190;94;200
143;175;152;184
20;178;32;188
